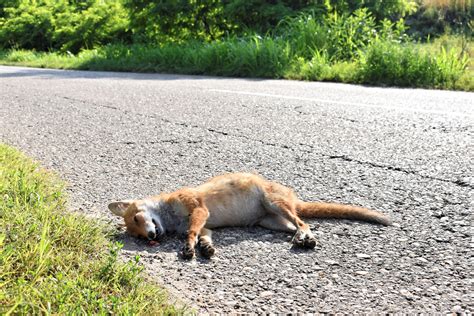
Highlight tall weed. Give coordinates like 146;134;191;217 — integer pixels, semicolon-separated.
80;37;291;78
278;8;400;61
358;40;468;88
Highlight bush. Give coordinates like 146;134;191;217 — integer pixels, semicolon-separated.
323;8;378;60
358;40;468;88
126;0;231;43
53;1;130;53
277;8;410;61
406;0;473;39
323;0;418;20
0;1;470;90
0;0;427;52
0;0;130;53
0;2;55;50
126;0;324;42
286;54;331;81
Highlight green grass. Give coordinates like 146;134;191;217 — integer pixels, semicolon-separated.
357;40;469;89
1;4;472;91
0;35;471;91
0;144;181;314
0;38;292;78
420;35;474;91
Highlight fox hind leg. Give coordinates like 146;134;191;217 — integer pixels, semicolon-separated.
263;191;317;249
258;214;297;232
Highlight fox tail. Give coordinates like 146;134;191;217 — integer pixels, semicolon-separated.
297;201;392;226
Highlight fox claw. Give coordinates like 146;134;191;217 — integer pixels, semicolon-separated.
181;244;195;260
292;231;316;249
200;243;216;258
292;232;305;247
303;235;317;249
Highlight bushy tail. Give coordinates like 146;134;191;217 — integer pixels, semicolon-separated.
297;201;392;226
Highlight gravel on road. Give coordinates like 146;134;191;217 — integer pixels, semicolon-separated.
1;66;472;313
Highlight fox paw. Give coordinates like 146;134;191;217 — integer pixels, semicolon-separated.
200;243;216;259
292;231;317;249
181;244;195;260
303;235;317;249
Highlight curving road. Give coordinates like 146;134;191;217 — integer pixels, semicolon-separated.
1;65;473;313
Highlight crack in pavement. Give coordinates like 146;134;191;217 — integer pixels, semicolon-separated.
59;94;473;190
293;106;359;123
122;139;217;145
326;155;473;189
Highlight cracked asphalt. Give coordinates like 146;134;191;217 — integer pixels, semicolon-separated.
1;65;473;313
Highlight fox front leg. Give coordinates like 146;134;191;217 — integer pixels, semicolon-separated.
181;206;209;260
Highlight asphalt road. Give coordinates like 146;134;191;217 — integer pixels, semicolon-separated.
1;65;473;313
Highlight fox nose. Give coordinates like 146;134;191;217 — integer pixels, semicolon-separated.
147;231;156;240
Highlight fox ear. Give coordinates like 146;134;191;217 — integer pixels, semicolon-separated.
108;200;133;217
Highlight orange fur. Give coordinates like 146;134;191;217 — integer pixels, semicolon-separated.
123;204;149;238
297;201;392;225
109;172;391;259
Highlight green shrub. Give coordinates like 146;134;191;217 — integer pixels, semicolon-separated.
126;0;323;42
1;0;467;54
407;0;473;39
0;0;130;53
222;0;312;34
358;40;468;88
323;0;418;20
323;8;378;60
286;53;358;83
125;0;420;43
286;54;331;81
1;3;470;91
277;14;328;60
126;0;232;43
53;1;130;53
0;2;55;50
278;8;409;61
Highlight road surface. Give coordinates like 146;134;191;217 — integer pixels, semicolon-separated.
1;65;473;313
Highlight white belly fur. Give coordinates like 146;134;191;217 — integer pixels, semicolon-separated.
195;173;272;229
205;196;266;228
197;182;267;228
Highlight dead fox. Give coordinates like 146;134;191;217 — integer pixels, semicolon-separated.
109;172;391;259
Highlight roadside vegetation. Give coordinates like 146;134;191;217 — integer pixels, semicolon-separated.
0;0;472;91
0;144;180;314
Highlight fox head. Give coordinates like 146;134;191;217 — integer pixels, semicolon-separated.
108;200;165;240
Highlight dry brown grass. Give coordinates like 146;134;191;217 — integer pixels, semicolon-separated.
422;0;472;10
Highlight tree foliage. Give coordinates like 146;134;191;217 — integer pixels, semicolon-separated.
126;0;232;43
0;0;470;52
0;0;130;52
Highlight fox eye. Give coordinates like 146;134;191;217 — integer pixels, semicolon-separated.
133;215;138;223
